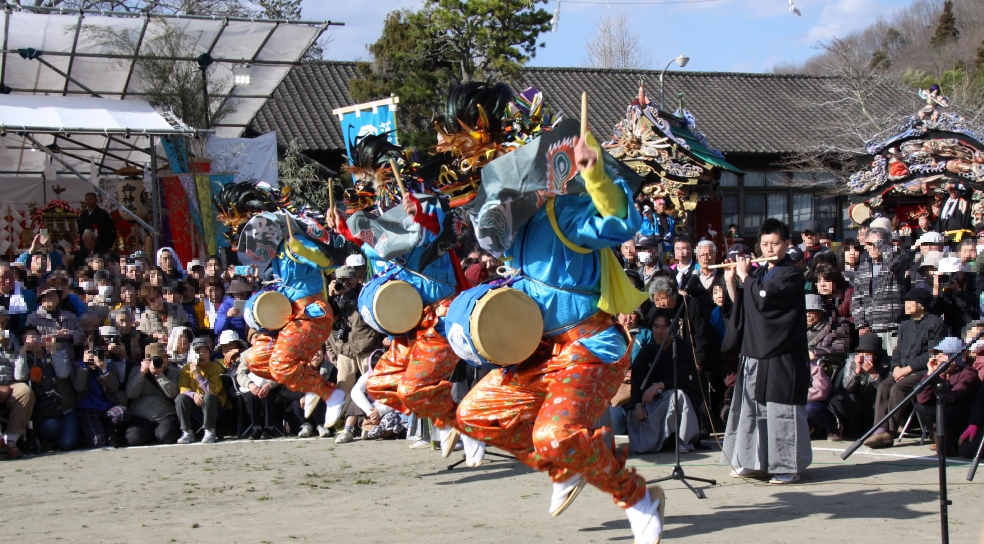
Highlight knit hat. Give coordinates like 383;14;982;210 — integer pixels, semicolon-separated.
856;333;881;353
464;263;488;286
902;286;933;308
334;266;356;280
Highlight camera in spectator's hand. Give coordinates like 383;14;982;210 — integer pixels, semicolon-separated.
93;347;106;361
151;357;164;369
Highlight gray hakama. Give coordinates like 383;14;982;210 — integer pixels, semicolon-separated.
721;357;812;474
627;389;699;454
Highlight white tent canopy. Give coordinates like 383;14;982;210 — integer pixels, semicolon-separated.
0;94;192;134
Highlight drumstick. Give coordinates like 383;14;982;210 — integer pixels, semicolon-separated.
389;158;407;197
706;256;779;269
580;91;588;137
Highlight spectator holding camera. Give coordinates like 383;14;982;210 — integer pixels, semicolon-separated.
123;343;180;446
828;334;890;439
16;325;77;452
0;306;35;458
137;284;189;344
74;329;130;448
27;283;83;347
913;337;981;456
326;266;383;404
176;338;228;444
852;227;906;356
235;351;283;440
213;276;251;341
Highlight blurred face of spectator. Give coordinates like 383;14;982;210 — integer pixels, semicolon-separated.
125;264;141;281
960;243;976;264
40;292;59;313
758;233;788;260
947;182;959;199
806;310;823;328
205;284;223;303
310;348;324;367
865;232;883;260
621;239;637;263
652;316;670;345
194;345;210;362
654;199;665;214
965;326;982;348
618;311;639;330
674;241;692;265
120;285;137;306
816;276;835;296
30;254;47;274
113;312;133;333
801;231;819;248
148;270;164;287
82;231;97;250
921;242;942;256
175;334;190;355
22;330;41;351
205;259;220;277
467;250;481;261
0;267;15;294
651;291;675;309
183;284;197;304
480;254;497;271
844;245;861;267
164;290;181;305
84;193;98;209
904;300;923;316
89;256;105;271
858;226;869;242
160;252;176;272
918;216;931;230
189;267;204;283
696;244;715;268
147;292;164;312
230;282;250;300
712;285;725;307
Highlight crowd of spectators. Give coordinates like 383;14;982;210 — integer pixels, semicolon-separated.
612;196;984;460
2;191;983;465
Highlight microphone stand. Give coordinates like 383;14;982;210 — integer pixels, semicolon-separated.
642;299;716;499
841;328;984;544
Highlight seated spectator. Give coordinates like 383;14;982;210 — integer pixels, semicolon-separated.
928;256;977;337
26;283;83;347
202;276;229;331
124;343;180;446
74;332;130;448
914;337;981;456
175;338;227;444
236;349;284;440
0;306;35;458
167;326;194;367
216;330;247;372
213;277;251;341
338;352;400;443
16;325;77;451
627;310;700;454
804;294;850;440
607;309;647;436
137;284;189;344
865;287;947;448
285;347;334;439
829;333;891;439
813;263;852;324
107;309;150;378
146;267;167;288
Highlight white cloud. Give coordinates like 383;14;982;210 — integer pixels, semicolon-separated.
802;0;886;43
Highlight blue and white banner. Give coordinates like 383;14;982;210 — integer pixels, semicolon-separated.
333;97;400;164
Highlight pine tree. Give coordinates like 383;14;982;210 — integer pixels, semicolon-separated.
930;1;959;48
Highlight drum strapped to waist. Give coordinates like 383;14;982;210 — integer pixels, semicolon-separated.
446;281;544;369
244;290;293;332
359;273;424;336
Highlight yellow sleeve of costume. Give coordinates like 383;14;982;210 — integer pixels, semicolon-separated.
580;132;627;219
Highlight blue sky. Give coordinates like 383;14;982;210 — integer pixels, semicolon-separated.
307;0;919;73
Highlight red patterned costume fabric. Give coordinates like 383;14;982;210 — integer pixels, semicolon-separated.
456;312;645;507
242;295;336;400
366;298;459;428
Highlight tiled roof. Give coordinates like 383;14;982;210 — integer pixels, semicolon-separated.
250;61;915;156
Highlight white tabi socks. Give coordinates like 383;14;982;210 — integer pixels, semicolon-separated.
323;389;346;428
549;474;586;516
625;484;665;544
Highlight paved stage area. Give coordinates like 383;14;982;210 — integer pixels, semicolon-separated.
2;435;982;543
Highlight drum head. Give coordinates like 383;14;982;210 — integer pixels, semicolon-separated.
254;291;293;331
470;287;543;366
372;280;423;334
849;203;872;225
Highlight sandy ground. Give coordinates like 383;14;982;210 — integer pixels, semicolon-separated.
2;435;983;544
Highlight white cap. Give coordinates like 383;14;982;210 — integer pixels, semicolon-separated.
912;231;944;249
937;256;962;274
870;217;892;232
218;329;244;347
345;254;366;267
805;294;824;312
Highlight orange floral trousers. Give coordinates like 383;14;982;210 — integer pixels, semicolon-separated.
243;295;336;400
456;325;645;508
366;299;459;428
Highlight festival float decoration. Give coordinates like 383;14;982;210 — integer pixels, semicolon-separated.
603;82;742;238
30;185;80;250
847;85;984;239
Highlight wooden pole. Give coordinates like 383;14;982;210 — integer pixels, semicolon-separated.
580;91;588;137
389;158;407;197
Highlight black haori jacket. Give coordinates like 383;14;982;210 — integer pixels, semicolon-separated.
725;257;810;405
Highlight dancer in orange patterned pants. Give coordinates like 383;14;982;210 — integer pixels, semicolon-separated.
456;323;646;509
367;299;459;428
243;295;336;400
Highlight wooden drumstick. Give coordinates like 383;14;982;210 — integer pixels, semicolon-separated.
389;158;407;197
328;179;335;213
706;256;779;269
580;91;588;137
